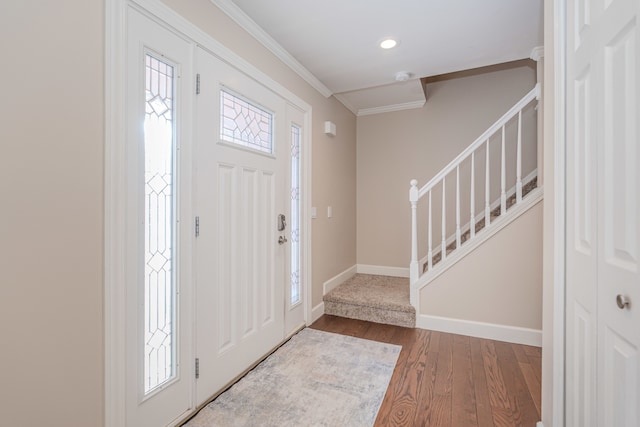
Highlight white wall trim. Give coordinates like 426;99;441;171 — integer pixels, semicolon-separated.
357;99;426;117
417;314;542;347
551;0;567;424
311;302;325;323
356;264;410;278
302;107;314;328
104;0;127;425
209;0;333;98
322;265;357;295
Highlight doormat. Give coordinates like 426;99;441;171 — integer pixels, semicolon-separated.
184;328;401;427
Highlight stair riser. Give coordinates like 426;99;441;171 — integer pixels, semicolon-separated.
324;301;416;328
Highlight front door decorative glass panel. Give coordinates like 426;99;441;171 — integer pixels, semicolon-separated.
290;124;301;306
143;53;177;394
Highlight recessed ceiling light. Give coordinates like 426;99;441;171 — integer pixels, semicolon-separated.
380;38;398;49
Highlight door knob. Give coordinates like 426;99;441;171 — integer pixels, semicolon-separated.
616;294;630;309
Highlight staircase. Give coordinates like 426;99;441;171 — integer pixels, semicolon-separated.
323;274;415;328
409;83;542;307
323;84;541;328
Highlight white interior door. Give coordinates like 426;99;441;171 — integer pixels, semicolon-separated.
565;0;640;425
595;0;640;423
194;47;288;403
125;6;194;427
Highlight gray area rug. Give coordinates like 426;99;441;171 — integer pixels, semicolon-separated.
184;328;401;427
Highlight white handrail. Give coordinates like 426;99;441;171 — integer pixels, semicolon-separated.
417;83;540;199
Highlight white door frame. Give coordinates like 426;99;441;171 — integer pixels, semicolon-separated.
549;0;567;426
105;0;313;424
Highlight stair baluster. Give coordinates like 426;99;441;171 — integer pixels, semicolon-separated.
428;190;433;271
485;139;491;226
501;125;507;215
517;110;523;203
456;166;461;249
470;152;475;239
441;177;446;261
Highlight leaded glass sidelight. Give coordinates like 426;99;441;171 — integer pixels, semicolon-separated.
290;125;301;306
220;89;273;153
143;54;177;394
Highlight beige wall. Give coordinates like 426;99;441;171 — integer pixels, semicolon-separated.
356;66;537;268
419;202;543;330
1;0;356;425
0;1;105;426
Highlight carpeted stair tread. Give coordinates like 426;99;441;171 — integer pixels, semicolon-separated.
323;274;416;328
324;274;414;312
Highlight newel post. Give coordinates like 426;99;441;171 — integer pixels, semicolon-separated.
409;179;419;307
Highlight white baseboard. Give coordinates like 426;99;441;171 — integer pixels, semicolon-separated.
313;265;357;324
311;302;324;323
416;314;542;347
356;264;409;278
322;265;357;295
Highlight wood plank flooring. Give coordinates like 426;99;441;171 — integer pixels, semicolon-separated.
311;315;541;427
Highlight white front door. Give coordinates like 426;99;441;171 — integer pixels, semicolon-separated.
194;47;288;403
565;0;640;425
125;7;194;426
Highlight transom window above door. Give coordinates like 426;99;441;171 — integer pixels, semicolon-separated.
220;88;273;154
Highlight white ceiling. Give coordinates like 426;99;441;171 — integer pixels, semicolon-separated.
216;0;543;115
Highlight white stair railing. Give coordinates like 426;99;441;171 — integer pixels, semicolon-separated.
409;84;541;306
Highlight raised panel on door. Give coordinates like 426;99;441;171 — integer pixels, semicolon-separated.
597;0;640;424
194;46;287;404
602;328;638;426
239;167;258;338
216;163;236;352
571;303;595;427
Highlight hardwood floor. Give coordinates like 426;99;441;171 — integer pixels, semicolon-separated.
310;315;542;427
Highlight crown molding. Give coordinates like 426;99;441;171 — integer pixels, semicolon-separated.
210;0;333;98
357;100;425;117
